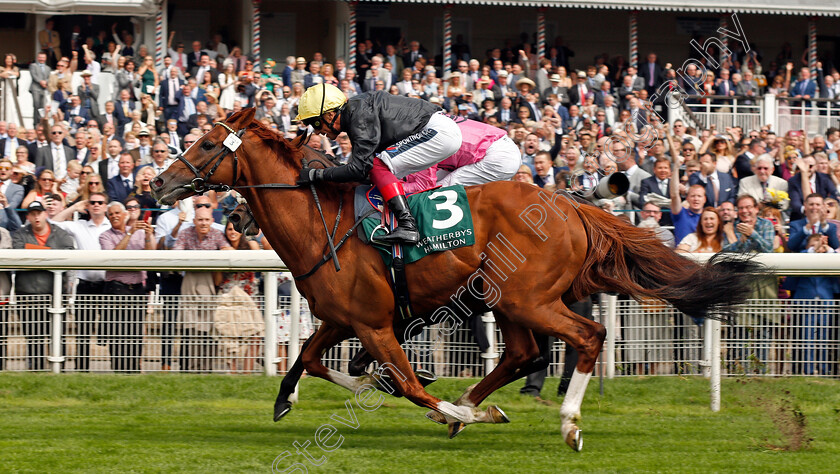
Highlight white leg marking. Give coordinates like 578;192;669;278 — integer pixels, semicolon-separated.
327;369;375;393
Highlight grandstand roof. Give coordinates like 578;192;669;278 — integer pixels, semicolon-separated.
0;0;156;16
361;0;840;17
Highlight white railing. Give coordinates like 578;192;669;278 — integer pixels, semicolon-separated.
1;250;839;411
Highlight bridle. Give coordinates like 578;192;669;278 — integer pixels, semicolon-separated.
174;120;375;280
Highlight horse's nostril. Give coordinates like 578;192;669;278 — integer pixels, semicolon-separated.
230;214;241;224
152;177;164;189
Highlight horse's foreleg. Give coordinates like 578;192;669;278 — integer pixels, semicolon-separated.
273;334;315;422
426;314;537;435
354;325;505;426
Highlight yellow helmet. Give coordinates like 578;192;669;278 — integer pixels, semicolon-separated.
295;83;347;123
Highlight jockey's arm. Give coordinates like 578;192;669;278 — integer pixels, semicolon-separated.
321;107;381;183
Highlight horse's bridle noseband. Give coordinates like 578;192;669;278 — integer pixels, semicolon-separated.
176;121;247;194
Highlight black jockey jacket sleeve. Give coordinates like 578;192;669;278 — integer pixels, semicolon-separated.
321;91;441;183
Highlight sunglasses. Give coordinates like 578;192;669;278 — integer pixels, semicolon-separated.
153;150;168;153
0;166;12;171
80;171;90;175
89;200;106;205
88;181;101;185
40;178;55;182
51;131;63;135
195;203;212;209
682;148;695;152
126;204;141;210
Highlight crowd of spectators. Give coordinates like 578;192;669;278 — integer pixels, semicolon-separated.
1;21;840;375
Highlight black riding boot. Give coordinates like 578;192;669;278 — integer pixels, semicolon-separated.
377;195;419;245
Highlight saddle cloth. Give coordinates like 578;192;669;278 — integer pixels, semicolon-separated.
354;184;475;265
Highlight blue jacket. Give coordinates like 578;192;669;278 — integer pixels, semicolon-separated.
534;167;567;189
785;249;840;299
788;172;838;221
688;171;737;208
787;219;840;253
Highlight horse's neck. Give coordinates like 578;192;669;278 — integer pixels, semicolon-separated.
243;148;348;277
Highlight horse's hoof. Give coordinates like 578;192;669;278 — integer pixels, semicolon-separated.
273;402;292;422
448;422;467;438
415;369;437;387
425;410;447;425
488;405;510;424
565;428;583;452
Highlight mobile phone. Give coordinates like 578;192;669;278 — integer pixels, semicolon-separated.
143;210;152;222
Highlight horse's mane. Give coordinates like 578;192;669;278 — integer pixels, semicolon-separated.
245;118;352;199
246;119;305;168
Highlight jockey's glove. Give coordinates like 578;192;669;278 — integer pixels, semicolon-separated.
297;167;324;185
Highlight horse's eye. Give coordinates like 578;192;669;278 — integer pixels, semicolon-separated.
202;141;215;151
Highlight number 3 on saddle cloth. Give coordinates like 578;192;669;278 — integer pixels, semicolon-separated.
355;184;476;319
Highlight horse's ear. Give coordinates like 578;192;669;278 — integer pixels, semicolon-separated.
290;130;308;149
227;107;256;129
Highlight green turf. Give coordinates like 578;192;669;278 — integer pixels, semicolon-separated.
1;374;839;473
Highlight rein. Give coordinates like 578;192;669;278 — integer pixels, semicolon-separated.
177;121;356;280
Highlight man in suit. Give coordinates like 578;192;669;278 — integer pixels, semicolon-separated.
402;41;424;70
790;67;817;109
72;130;91;165
788;193;840;252
27;123;49;159
533;152;565;189
639;53;663;96
114;59;142;101
736;71;759;105
639;157;673;208
304;61;326;90
816;63;840;111
738;154;789;211
64;95;91;134
542;74;566;105
99;139;123;181
493;97;516;125
617;75;638;111
602;95;620;127
714;69;735;105
77;71;100;121
129;129;153;165
534;59;553;96
568;74;590;107
35;125;76;179
384;44;404;78
159;67;183;121
189;53;213;85
615;140;652;222
187;41;204;72
114;89;135;130
106;152;137;203
626;66;645;91
734;138;765;180
593;109;612;138
594;80;613;108
29;52;52;123
788;155;838;221
175;84;198;136
0;123;23;160
689;152;737;208
0;159;24;231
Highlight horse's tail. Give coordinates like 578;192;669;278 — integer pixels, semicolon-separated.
570;202;766;321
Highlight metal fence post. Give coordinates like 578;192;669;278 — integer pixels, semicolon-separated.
289;278;301;403
762;94;776;136
263;271;278;376
710;319;721;412
481;311;497;376
604;293;617;379
48;270;65;373
701;319;712;378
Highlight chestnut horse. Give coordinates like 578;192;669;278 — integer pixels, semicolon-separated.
151;109;762;451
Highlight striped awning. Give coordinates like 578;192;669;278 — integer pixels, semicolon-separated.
0;0;156;16
354;0;840;17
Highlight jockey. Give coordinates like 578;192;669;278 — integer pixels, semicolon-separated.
295;83;462;245
402;118;521;194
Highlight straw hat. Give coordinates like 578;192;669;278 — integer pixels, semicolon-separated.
516;77;536;90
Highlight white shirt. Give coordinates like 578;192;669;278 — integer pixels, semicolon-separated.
3;137;19;158
119;173;134;189
105;156;119;179
51;143;67;179
151;159;174;176
538;167;556;186
0;178;10;195
54;218;111;281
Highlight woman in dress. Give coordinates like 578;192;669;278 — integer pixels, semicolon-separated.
556;66;573;88
445;72;465;100
0;53;20;88
699;134;737;175
13;146;35;174
137;56;159;100
22;169;59;208
322;63;339;87
138;94;158;132
676;207;724;253
218;63;237;113
216;222;262;373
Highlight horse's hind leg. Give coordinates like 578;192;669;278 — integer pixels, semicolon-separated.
501;300;606;452
274;334;315;422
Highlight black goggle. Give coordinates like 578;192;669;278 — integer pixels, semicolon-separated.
302;117;322;129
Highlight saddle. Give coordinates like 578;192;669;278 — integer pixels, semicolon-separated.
354;184;476;319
